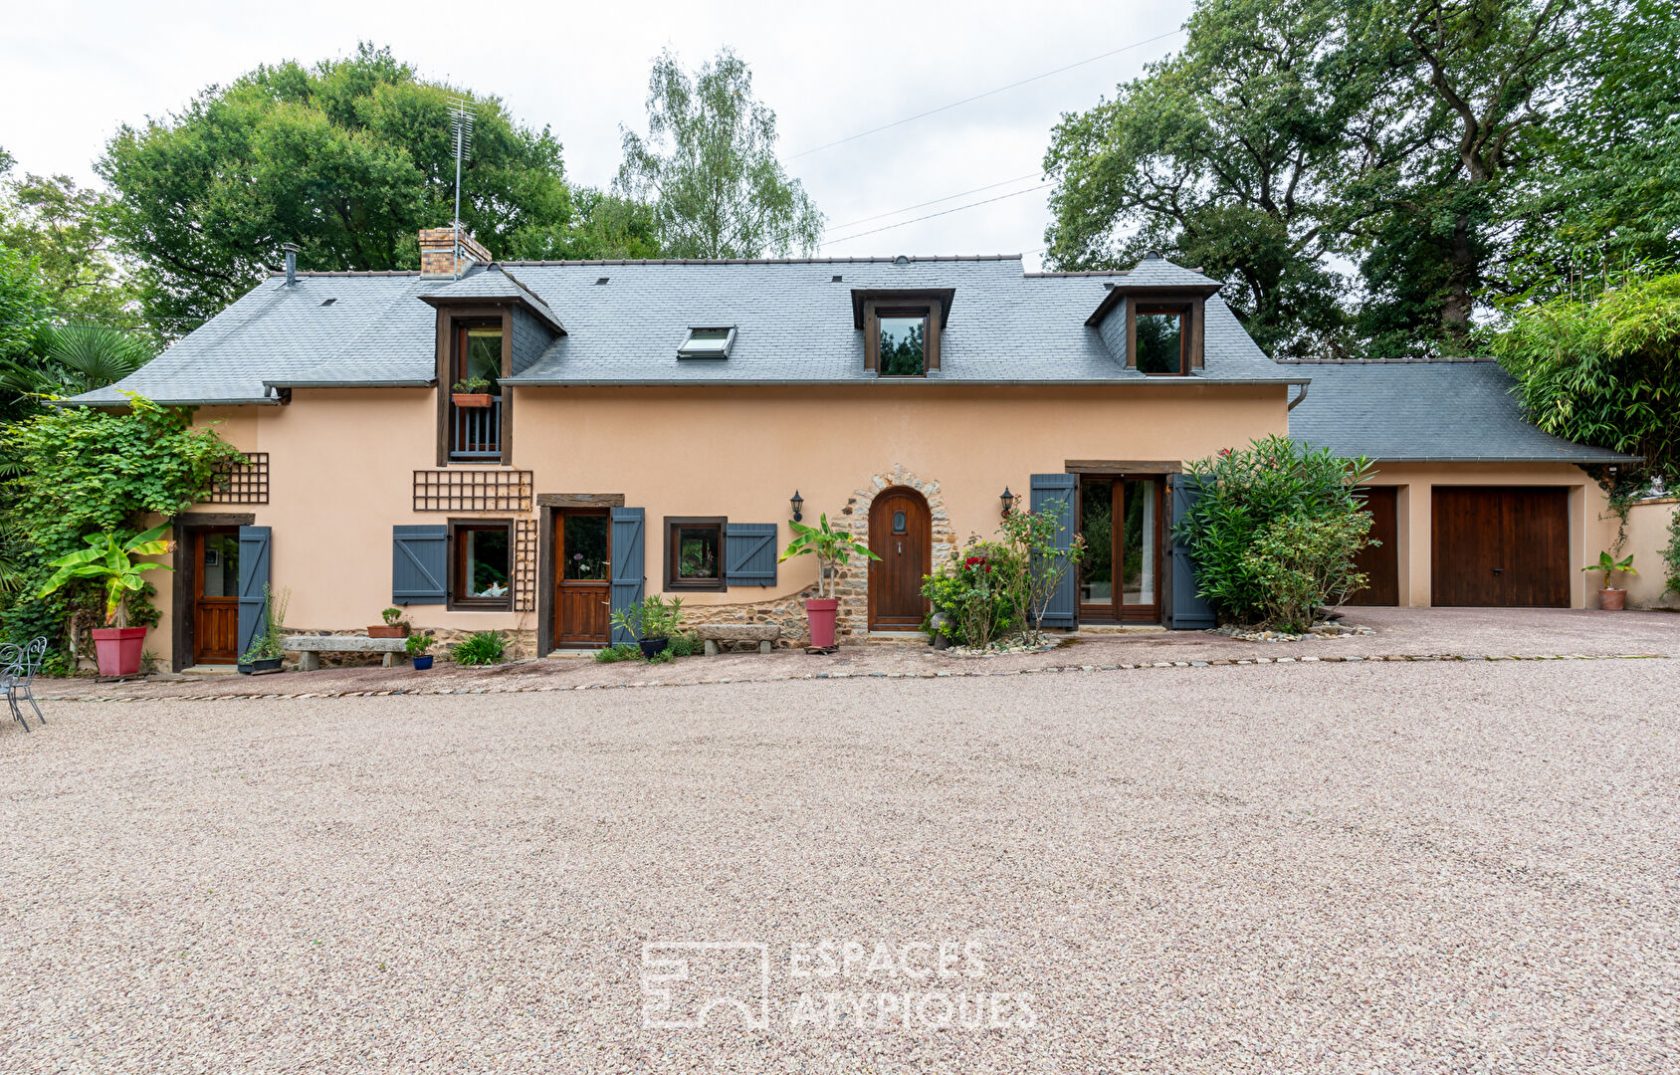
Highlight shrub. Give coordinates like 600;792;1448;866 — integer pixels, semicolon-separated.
593;643;640;663
1665;509;1680;598
609;594;683;641
922;540;1023;648
667;632;704;657
1176;435;1375;628
452;630;505;666
404;631;434;657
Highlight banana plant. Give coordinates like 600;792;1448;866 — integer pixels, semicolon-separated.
1582;550;1637;588
778;513;880;599
38;524;173;627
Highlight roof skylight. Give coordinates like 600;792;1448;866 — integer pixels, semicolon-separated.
677;326;736;359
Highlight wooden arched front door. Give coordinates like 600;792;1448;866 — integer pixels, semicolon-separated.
868;487;931;631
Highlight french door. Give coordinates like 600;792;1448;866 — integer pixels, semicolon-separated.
1077;475;1164;623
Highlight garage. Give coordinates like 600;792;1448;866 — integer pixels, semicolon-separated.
1347;486;1399;606
1431;487;1570;607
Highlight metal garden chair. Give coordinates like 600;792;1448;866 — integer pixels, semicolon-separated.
1;637;47;732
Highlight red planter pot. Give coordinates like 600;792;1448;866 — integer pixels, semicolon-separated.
92;626;148;677
805;598;839;649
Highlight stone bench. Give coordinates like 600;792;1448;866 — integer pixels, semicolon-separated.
286;635;407;671
692;624;780;656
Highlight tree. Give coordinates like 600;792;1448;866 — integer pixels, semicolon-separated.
541;187;661;261
98;43;579;338
616;48;823;259
1044;0;1375;357
0;158;144;332
1347;0;1581;351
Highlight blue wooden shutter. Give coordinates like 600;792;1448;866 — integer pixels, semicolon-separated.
1168;474;1215;629
1029;473;1078;628
725;523;777;587
392;525;448;604
610;507;645;644
236;525;271;657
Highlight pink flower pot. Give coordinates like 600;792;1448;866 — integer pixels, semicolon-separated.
1599;588;1626;611
92;626;148;677
805;598;839;649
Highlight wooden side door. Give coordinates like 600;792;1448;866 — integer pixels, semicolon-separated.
868;488;931;630
193;528;241;663
553;510;612;646
1347;486;1399;606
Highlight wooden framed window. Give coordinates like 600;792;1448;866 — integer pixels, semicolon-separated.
664;516;726;592
449;519;514;609
454;322;503;392
434;305;513;466
1131;303;1190;375
863;299;942;375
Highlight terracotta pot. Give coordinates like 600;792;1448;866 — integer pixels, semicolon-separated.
806;598;839;649
91;626;148;678
1599;587;1626;611
452;392;493;408
368;624;410;638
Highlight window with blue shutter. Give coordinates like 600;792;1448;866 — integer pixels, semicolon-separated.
1029;473;1078;628
609;508;645;644
392;525;448;604
725;523;777;587
1167;475;1215;629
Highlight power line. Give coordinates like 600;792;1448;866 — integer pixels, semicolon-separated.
823;173;1043;234
788;29;1185;160
820;184;1052;248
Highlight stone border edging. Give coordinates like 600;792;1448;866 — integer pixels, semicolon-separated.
37;651;1670;704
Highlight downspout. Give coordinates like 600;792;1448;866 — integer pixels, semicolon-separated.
1287;382;1309;410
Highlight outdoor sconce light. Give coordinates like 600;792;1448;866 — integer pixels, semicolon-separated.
790;490;804;522
1000;487;1015;517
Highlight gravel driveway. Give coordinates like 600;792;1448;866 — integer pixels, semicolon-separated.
3;659;1677;1073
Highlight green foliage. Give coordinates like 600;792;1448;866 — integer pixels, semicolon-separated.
38;524;171;627
1582;550;1637;588
1664;510;1680;598
593;643;641;664
1244;513;1372;633
779;514;879;600
450;377;491;394
404;631;434;657
1176;435;1375;627
451;630;506;666
97;43;584;338
616;48;823;259
380;606;404;626
238;585;289;663
610;594;684;641
0;244;52;403
999;500;1086;641
1;323;155;417
1492;272;1680;490
921;541;1024;649
0;397;243;659
0;160;145;332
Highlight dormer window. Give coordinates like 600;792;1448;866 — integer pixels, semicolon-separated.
853;290;952;376
1134;304;1189;375
678;326;736;359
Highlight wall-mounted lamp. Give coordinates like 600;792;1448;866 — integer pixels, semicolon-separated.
790;490;804;523
1000;487;1015;517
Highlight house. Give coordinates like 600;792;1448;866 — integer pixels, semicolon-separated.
68;227;1634;669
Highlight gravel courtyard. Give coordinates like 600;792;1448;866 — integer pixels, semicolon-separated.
3;658;1677;1073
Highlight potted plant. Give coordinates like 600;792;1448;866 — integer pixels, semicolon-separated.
406;631;435;670
38;524;172;678
369;606;410;638
778;513;880;649
610;594;684;659
237;585;289;674
451;377;493;408
1583;551;1638;611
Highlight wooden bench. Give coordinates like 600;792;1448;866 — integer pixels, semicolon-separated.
286;635;407;671
692;624;780;656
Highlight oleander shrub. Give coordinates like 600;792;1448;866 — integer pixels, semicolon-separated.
1176;435;1375;629
452;630;506;666
1665;508;1680;597
922;540;1024;648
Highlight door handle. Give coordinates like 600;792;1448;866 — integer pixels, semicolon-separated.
1492;567;1504;575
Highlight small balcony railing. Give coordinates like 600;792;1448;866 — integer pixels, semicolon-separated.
450;396;503;461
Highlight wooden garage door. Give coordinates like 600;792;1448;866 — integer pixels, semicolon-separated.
1347;487;1399;606
1432;487;1569;607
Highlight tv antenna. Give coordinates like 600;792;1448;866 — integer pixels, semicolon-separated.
450;96;475;264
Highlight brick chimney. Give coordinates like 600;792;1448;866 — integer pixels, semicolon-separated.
418;225;492;277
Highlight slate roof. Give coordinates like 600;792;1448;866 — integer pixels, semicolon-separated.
65;255;1301;406
1285;359;1637;464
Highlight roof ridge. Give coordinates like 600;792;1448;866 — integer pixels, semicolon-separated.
1275;356;1497;365
265;269;423;278
495;254;1026;267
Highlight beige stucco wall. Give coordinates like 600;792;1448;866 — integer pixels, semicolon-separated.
146;383;1287;665
1624;497;1679;609
1359;462;1620;609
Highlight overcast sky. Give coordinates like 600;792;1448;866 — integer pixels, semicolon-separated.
5;0;1193;269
